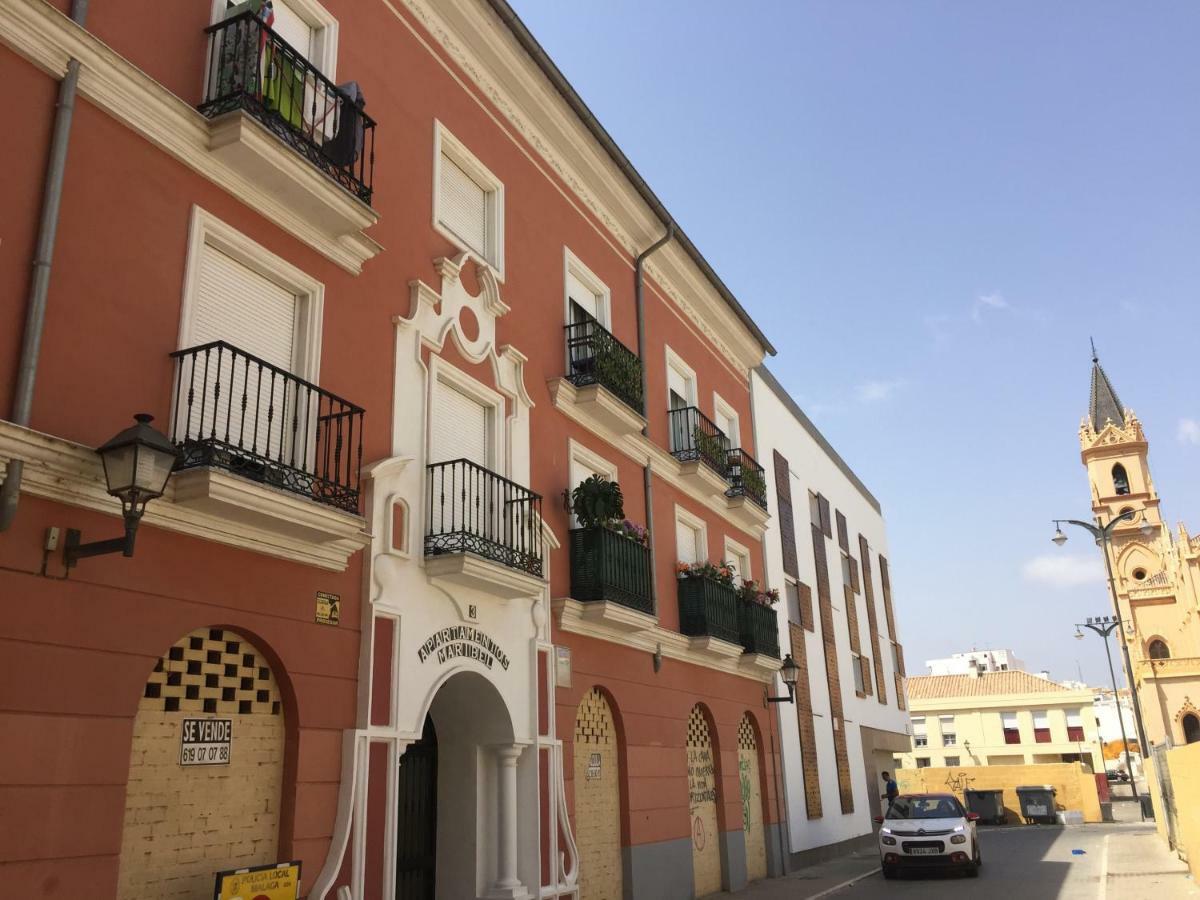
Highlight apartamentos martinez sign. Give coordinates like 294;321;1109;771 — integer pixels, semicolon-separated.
417;625;510;671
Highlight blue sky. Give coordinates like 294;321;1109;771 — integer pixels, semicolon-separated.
512;1;1200;685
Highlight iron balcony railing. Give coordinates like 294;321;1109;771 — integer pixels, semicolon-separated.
200;11;376;203
425;459;543;577
564;303;644;414
170;341;364;513
677;573;739;644
737;599;781;658
668;407;730;478
569;526;653;614
726;448;768;510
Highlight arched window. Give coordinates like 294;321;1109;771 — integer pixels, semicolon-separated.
1148;639;1170;660
1183;714;1200;745
1112;464;1131;496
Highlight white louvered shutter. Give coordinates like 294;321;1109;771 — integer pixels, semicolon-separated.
268;0;314;58
430;383;489;467
440;155;488;260
667;366;691;408
186;247;298;458
676;520;700;564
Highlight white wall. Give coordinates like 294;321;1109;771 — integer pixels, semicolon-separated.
751;368;910;855
926;649;1028;675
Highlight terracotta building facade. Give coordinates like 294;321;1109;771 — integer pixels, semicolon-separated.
0;1;913;898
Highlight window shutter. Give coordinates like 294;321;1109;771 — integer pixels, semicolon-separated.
566;271;599;321
773;451;798;579
1067;710;1083;727
676;520;700;564
430;383;489;467
1033;711;1049;729
191;247;297;369
440;155;488;259
267;0;314;58
1002;712;1019;729
667;366;691;407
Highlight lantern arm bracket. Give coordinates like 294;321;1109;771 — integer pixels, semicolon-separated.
765;684;796;705
64;515;140;569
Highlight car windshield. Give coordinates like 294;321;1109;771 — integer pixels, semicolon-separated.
886;796;963;820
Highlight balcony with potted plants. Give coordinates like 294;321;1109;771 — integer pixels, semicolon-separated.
548;304;646;439
197;4;380;268
667;407;733;499
675;560;742;659
567;475;655;631
724;447;770;530
736;579;781;661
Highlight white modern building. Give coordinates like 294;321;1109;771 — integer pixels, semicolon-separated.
926;649;1028;676
753;368;912;864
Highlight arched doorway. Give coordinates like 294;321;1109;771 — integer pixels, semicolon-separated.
396;716;438;899
116;628;285;899
687;704;722;896
573;688;623;900
1183;713;1200;745
737;715;767;882
398;670;523;900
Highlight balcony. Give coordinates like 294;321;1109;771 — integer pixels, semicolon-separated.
568;526;655;630
677;572;740;656
737;599;780;659
424;459;545;598
170;341;363;512
726;448;767;510
549;308;646;438
668;407;732;497
200;12;376;204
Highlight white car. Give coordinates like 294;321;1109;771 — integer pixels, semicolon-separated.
875;793;982;878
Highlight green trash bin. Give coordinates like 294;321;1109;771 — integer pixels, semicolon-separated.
1016;785;1057;825
965;788;1007;825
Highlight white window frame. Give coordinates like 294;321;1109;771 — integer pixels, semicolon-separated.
433;121;505;279
712;391;740;449
208;0;339;77
674;504;708;565
664;346;698;409
723;536;751;583
427;355;505;473
567;440;618;528
563;247;611;330
178;205;324;384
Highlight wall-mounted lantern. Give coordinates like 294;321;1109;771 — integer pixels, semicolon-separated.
64;414;178;568
766;653;801;705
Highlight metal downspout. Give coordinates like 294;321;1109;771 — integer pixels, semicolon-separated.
635;225;674;614
0;0;90;532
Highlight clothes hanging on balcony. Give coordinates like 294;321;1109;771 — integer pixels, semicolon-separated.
324;81;366;167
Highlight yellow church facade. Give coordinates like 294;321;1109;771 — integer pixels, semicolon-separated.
1079;356;1200;748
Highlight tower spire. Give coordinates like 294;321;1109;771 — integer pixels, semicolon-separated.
1088;343;1125;431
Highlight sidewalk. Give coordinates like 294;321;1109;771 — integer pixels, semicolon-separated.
1102;827;1198;898
738;845;880;900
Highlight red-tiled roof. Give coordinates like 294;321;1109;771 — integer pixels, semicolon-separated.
906;670;1077;700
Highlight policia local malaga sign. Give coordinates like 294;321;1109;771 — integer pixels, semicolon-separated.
213;861;300;900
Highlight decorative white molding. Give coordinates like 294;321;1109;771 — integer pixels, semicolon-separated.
0;420;369;571
433;119;506;279
678;458;733;500
0;0;381;274
553;598;776;683
424;553;545;600
725;493;771;533
546;378;645;440
381;0;765;374
572;599;656;634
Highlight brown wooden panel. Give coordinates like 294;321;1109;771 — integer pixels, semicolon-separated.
773;451;798;579
798;582;814;633
880;555;897;639
835;510;849;552
818;494;832;539
811;524;854;814
859;535;888;705
843;582;862;655
788;622;822;819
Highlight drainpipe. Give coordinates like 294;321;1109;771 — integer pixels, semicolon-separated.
634;224;674;614
0;0;90;532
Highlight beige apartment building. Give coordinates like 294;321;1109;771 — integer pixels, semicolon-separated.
897;671;1103;772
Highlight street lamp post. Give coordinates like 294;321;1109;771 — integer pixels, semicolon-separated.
1053;510;1154;808
1075;616;1139;806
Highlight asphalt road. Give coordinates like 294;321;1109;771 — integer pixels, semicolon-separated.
825;824;1191;900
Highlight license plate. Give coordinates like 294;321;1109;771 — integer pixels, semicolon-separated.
909;847;939;856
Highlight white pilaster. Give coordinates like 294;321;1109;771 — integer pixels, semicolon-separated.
485;744;531;900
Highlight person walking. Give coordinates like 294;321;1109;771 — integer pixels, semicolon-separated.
880;771;899;812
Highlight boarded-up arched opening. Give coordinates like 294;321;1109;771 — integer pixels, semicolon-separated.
573;688;623;900
737;715;768;882
687;704;723;896
116;628;285;899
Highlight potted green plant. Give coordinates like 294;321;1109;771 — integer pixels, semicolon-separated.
571;474;625;528
569;477;652;613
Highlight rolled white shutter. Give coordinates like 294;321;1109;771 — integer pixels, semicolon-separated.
667;366;690;407
269;0;314;58
439;155;488;259
567;271;598;321
431;383;489;467
675;520;699;564
1033;710;1049;729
